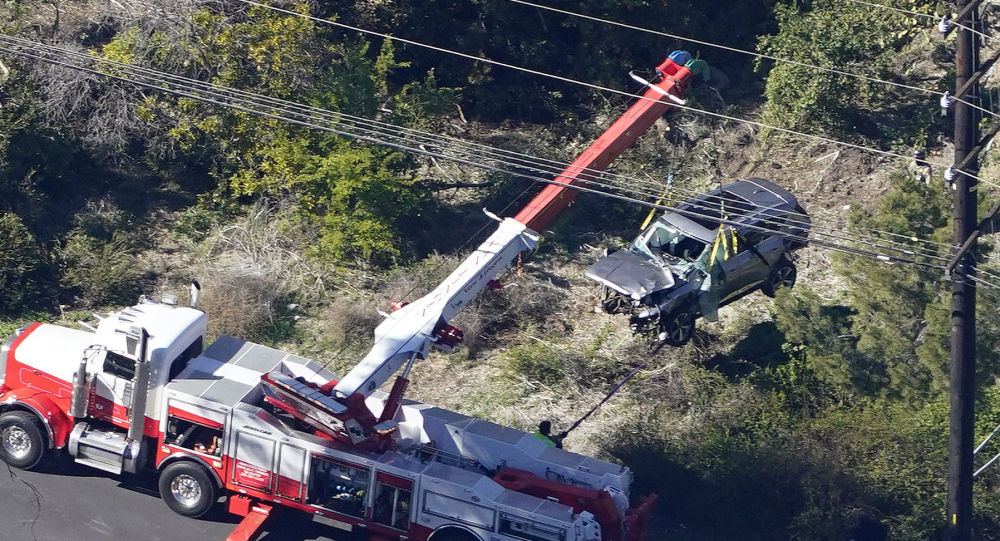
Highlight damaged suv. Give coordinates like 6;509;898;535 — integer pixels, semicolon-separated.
586;178;810;346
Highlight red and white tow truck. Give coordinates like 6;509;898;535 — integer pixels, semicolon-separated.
0;53;693;541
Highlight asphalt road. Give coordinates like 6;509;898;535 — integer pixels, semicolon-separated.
0;455;342;541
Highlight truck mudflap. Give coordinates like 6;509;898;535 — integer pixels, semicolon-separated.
623;493;658;541
0;388;74;448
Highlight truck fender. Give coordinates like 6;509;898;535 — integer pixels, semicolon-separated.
427;525;484;541
156;452;224;489
0;389;73;449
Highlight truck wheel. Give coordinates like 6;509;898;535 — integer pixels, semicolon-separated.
0;411;47;470
430;528;481;541
659;308;694;347
762;259;797;297
159;461;218;518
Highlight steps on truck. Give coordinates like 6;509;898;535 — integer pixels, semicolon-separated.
68;422;144;475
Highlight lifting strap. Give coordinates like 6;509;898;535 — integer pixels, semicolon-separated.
564;341;669;435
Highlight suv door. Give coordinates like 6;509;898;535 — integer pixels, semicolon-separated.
717;229;759;303
739;229;775;287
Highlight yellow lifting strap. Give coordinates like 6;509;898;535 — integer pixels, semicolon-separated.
640;188;670;231
708;224;738;269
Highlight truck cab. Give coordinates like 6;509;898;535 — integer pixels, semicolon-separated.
0;297;206;472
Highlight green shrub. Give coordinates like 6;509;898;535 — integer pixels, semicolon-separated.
71;199;134;242
502;337;566;386
172;204;229;243
758;0;935;140
58;230;145;307
0;213;47;313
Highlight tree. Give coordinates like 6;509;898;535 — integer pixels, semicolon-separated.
95;3;452;266
772;171;1000;402
0;213;48;314
757;0;938;141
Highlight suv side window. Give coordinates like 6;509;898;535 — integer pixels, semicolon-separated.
742;230;764;249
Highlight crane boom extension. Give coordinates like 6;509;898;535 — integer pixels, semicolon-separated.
514;55;692;232
334;217;539;397
334;54;692;401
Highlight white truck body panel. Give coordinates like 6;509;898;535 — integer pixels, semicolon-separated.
163;335;608;541
334;218;539;398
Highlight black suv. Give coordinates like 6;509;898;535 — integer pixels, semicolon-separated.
586;178;810;346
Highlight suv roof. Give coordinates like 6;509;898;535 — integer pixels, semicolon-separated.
670;178;799;231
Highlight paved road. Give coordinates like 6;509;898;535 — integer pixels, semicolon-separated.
0;455;341;541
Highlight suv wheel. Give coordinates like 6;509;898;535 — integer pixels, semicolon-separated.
659;308;695;347
762;259;797;297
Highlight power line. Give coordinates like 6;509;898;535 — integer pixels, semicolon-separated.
0;34;962;270
840;0;938;20
841;0;994;47
0;32;931;258
507;0;996;120
0;37;961;273
507;0;944;96
233;0;1000;193
219;2;991;260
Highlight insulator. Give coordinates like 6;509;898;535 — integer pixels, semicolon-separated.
940;91;954;116
939;16;952;35
945;165;958;182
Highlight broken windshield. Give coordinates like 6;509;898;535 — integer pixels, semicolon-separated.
630;221;707;268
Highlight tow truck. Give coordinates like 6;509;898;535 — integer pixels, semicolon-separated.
0;52;694;541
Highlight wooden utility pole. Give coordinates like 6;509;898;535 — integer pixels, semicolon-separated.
948;0;978;538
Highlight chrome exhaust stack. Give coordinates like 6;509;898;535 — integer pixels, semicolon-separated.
189;280;201;309
126;328;150;442
69;353;90;418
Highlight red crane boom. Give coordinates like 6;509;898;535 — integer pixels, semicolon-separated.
514;56;693;231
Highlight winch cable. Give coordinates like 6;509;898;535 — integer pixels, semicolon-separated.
562;340;669;437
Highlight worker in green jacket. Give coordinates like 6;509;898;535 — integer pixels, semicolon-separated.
533;420;567;449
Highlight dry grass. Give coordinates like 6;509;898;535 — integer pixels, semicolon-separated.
197;259;281;341
187;202;332;341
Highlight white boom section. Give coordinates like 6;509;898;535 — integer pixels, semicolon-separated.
334;217;538;398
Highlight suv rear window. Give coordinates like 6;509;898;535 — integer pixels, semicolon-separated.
685;191;755;229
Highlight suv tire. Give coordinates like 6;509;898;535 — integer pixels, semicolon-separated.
762;258;797;297
659;308;695;347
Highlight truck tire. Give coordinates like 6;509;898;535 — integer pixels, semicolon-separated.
762;259;797;298
159;461;218;518
430;528;481;541
659;308;694;347
0;410;47;470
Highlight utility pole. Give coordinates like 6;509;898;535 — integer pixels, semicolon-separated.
947;0;979;538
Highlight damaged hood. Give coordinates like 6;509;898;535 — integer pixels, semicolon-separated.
585;249;676;299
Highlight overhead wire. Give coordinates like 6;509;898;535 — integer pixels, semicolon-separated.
0;37;962;273
0;33;902;249
232;0;1000;191
840;0;938;20
223;1;976;259
841;0;997;48
506;0;941;97
506;0;999;121
0;34;961;270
